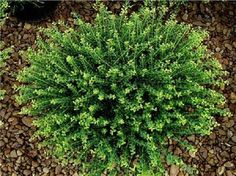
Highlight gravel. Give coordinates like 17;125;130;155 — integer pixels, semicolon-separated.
0;1;236;176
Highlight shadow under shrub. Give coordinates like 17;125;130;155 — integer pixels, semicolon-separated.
0;0;8;20
17;4;230;176
7;0;59;21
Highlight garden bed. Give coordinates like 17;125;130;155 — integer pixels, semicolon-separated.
0;1;236;176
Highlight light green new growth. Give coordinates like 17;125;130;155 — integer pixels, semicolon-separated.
0;46;10;100
0;0;8;21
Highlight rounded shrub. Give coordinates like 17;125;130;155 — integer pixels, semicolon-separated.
17;4;229;175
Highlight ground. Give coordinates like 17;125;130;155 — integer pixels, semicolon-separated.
0;1;235;176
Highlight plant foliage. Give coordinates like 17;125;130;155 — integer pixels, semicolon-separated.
0;0;9;100
0;46;10;100
0;0;8;20
17;4;229;176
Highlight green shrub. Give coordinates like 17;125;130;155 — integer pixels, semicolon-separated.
0;46;10;100
0;0;8;20
0;0;9;100
17;4;230;175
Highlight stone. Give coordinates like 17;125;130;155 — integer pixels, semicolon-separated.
224;161;234;168
215;53;222;59
32;161;39;168
209;133;216;140
200;147;208;159
232;136;236;143
177;171;185;176
230;92;236;103
0;140;5;147
233;42;236;48
174;147;182;155
16;157;21;164
16;150;23;156
217;166;225;175
0;109;6;117
208;26;215;32
227;130;233;138
187;135;195;142
192;21;207;27
208;158;216;166
21;117;33;127
0;120;4;129
43;167;50;174
83;3;91;10
72;173;79;176
16;138;24;145
225;43;233;51
215;47;221;52
22;34;28;40
232;146;236;154
24;23;31;30
218;129;226;136
230;92;236;100
28;150;37;157
10;150;17;158
55;165;62;174
229;103;236;113
23;170;31;176
225;120;235;128
113;2;121;10
223;29;228;35
170;165;179;176
182;13;188;21
226;170;234;176
189;150;196;158
8;117;18;126
221;151;229;158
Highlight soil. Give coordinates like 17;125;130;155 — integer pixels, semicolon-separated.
0;1;236;176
